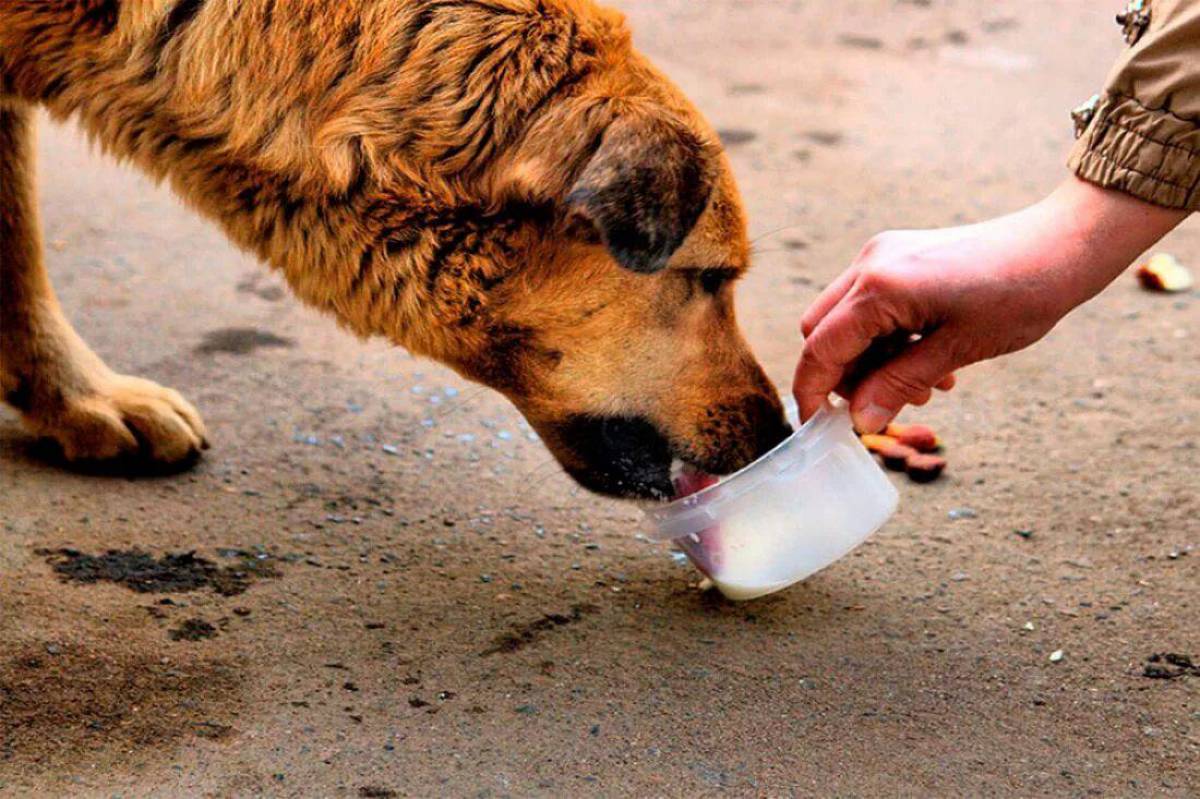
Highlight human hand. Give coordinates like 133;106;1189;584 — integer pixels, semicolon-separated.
793;177;1188;433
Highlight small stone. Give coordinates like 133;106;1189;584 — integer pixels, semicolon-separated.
1049;649;1064;663
1023;621;1035;631
381;445;399;456
948;507;978;521
951;571;969;582
480;574;493;583
1014;528;1034;540
514;704;537;715
44;643;62;656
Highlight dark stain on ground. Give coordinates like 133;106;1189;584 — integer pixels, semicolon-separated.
196;327;295;355
1143;652;1198;680
236;275;287;301
359;787;399;798
0;642;238;768
982;17;1019;32
717;128;758;147
837;33;884;49
728;82;766;95
39;548;281;596
480;604;598;656
803;130;844;147
170;618;218;642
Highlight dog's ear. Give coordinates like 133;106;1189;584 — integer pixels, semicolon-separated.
566;114;715;274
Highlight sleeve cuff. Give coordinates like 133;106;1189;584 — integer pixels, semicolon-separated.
1069;93;1200;211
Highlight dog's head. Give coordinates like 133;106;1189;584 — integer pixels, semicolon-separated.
354;34;790;500
427;98;790;500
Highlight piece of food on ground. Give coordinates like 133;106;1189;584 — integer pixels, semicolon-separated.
879;442;918;472
1137;253;1194;293
905;453;947;483
885;422;940;453
861;420;947;483
860;433;899;454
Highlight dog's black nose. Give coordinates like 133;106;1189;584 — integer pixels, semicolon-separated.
557;414;674;500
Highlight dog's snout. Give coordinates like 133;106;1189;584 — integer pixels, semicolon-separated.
746;394;793;459
693;393;792;475
554;414;675;499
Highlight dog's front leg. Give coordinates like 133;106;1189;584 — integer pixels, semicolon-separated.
0;101;208;465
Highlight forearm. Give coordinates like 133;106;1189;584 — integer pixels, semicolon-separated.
1011;176;1188;318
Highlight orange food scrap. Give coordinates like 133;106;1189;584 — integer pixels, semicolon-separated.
905;453;947;483
885;423;940;453
879;442;918;472
860;433;898;454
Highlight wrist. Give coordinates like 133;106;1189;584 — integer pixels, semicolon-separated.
1033;176;1188;309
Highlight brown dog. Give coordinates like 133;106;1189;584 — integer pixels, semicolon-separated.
0;0;789;499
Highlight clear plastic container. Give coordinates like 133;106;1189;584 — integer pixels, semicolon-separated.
642;399;898;601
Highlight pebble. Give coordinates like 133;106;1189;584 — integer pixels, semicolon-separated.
381;445;399;456
1049;650;1064;663
1023;621;1035;631
951;571;969;582
947;508;978;520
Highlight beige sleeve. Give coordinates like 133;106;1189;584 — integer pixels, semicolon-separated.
1069;0;1200;210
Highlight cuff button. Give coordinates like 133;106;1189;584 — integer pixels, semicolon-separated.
1116;0;1150;44
1071;94;1101;139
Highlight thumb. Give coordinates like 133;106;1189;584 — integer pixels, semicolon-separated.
849;330;963;433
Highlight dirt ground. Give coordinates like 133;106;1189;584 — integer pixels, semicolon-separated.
2;1;1198;796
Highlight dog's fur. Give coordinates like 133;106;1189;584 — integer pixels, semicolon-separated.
0;0;789;498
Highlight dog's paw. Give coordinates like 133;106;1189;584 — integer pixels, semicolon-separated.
25;374;209;466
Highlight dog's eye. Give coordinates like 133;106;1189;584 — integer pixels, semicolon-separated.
698;268;734;295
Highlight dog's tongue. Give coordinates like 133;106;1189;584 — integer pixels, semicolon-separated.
673;469;720;500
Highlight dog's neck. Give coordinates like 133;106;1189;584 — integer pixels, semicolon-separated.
2;0;626;363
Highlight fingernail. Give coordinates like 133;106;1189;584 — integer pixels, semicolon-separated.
853;404;892;434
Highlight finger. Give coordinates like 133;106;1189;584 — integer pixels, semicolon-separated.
800;266;860;338
848;330;961;433
793;292;898;421
909;388;934;407
935;373;957;392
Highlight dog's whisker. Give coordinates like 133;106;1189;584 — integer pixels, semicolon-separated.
513;456;566;504
749;222;806;246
